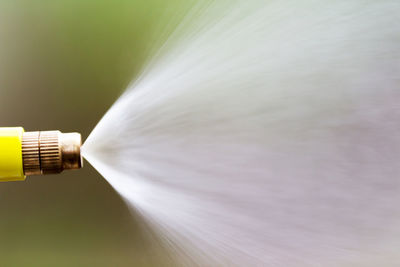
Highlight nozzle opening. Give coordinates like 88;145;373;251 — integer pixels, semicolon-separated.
22;131;82;176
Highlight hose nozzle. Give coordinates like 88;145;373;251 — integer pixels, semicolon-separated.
22;131;82;175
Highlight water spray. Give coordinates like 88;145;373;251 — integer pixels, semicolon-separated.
82;1;400;265
0;127;82;181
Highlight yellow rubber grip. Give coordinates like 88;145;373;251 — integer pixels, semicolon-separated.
0;127;25;181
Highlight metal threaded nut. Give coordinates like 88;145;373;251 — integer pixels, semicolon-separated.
22;131;82;176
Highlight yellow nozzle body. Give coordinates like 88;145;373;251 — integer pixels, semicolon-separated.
0;127;25;181
0;127;82;182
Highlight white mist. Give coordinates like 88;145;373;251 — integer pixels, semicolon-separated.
83;1;400;266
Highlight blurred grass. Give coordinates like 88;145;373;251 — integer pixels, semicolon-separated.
0;0;196;265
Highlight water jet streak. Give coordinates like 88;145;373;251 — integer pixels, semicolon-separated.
83;1;400;266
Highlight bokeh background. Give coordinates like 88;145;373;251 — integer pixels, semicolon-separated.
0;1;195;266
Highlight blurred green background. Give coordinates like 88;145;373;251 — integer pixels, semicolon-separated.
0;1;195;266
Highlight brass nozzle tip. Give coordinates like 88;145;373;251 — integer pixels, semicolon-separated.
22;131;83;176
